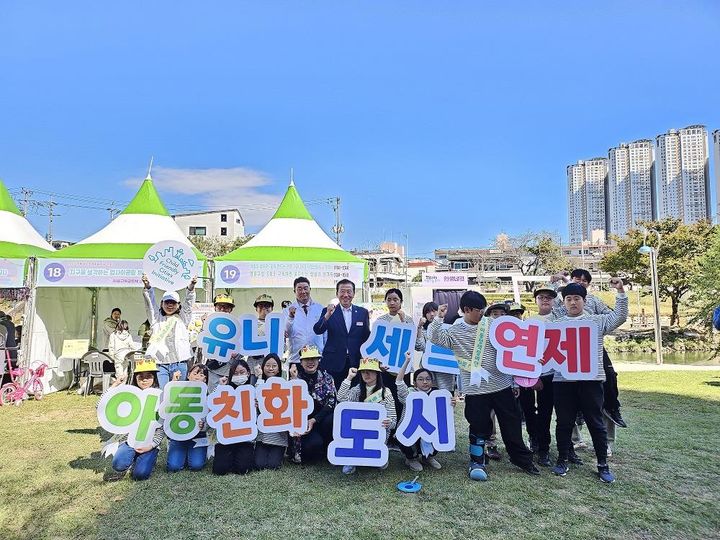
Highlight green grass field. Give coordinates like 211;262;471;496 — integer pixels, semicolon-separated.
1;371;718;540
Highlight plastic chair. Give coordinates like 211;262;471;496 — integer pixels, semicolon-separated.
124;351;145;384
80;351;113;396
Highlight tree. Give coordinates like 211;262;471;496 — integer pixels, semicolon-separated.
502;232;571;291
688;228;720;331
189;235;255;258
600;219;714;326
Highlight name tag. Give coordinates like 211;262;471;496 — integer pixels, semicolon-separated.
356;321;364;326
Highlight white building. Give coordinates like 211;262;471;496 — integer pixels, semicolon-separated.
656;125;710;224
567;158;608;244
172;209;245;239
608;140;655;237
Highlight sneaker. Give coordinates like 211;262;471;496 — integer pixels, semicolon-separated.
537;452;551;467
552;461;569;477
103;469;126;482
468;461;488;481
423;456;442;470
518;463;541;476
486;445;502;461
404;458;423;472
568;449;583;465
289;452;302;465
603;408;628;428
597;464;615;483
342;465;356;475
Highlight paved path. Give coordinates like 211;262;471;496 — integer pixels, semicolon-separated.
614;362;720;372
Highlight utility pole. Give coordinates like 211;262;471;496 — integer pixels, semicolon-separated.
330;196;344;246
21;188;32;217
46;197;57;243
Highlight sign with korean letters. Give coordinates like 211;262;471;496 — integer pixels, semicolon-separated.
488;316;600;380
198;312;284;363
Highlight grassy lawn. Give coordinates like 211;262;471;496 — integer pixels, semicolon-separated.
1;371;718;540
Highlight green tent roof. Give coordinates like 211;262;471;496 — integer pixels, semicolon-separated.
270;182;313;220
0;180;22;216
121;176;170;216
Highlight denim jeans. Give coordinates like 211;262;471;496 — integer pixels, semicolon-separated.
167;438;207;472
157;362;188;389
112;442;159;480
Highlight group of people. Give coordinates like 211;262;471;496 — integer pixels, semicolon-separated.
105;269;630;486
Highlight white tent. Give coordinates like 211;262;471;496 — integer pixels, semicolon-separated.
29;175;207;392
214;181;367;309
0;179;54;288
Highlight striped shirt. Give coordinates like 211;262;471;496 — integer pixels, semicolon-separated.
336;379;397;432
428;316;512;396
377;313;425;351
552;294;628;383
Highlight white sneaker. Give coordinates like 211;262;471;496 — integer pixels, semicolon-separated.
405;458;423;472
424;456;442;470
342;465;356;475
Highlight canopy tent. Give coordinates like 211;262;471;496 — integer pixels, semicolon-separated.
214;181;368;309
29;175;208;392
0;179;55;288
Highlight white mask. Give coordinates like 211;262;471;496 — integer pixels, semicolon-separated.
232;375;248;385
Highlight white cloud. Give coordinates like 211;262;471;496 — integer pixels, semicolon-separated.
124;166;282;227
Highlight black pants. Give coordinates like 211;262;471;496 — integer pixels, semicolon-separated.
254;442;285;470
298;413;334;463
212;442;254;475
518;388;537;442
554;381;607;464
602;349;621;411
535;374;555;453
464;388;533;468
399;440;436;460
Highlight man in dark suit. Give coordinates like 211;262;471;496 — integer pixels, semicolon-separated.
313;279;370;390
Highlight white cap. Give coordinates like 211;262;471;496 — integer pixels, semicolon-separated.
161;291;180;303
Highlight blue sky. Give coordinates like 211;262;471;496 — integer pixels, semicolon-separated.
1;1;719;257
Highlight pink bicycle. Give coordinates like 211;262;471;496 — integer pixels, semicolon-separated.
1;349;46;406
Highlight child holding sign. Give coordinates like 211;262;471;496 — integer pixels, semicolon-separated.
106;359;164;481
254;353;288;470
551;279;628;483
212;358;256;475
429;291;537;481
336;358;397;475
142;274;196;388
166;363;209;473
395;352;453;472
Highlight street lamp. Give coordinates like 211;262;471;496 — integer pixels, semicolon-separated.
638;229;663;365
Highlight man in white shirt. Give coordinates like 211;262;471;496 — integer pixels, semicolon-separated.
284;277;326;371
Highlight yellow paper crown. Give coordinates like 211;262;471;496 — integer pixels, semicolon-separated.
299;345;322;360
358;358;382;372
213;294;235;306
134;358;159;373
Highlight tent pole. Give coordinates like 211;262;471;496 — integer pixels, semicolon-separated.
20;257;38;370
89;287;98;349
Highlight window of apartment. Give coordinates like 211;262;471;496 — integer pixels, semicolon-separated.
220;214;228;222
189;226;206;236
236;219;242;224
220;227;227;236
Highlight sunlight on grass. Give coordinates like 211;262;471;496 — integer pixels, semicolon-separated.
0;372;718;540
